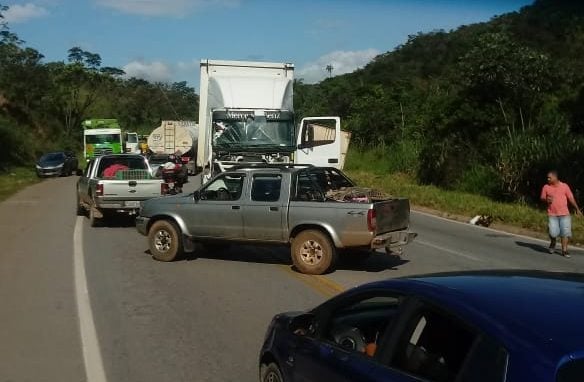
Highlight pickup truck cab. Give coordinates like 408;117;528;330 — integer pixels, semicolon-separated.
77;154;165;227
136;165;416;274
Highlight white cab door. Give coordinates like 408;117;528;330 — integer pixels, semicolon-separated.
295;117;342;168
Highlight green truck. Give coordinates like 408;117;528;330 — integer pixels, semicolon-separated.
83;119;123;160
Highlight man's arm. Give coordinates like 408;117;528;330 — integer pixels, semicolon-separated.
566;186;582;215
540;186;548;202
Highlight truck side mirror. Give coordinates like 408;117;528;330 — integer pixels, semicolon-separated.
76;169;83;176
193;190;201;201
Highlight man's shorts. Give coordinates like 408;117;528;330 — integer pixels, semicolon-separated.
549;215;572;238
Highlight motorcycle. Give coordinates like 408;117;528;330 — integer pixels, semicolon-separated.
158;160;186;195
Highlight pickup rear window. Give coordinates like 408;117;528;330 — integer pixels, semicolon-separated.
97;157;148;179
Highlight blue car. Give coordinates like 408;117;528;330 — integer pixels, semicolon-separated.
260;271;584;382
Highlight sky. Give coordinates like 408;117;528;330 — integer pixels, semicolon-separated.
2;0;533;89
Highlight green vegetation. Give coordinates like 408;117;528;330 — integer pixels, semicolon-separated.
0;4;198;170
295;0;584;206
0;168;40;202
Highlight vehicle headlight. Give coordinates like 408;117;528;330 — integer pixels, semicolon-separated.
56;163;64;168
35;164;41;169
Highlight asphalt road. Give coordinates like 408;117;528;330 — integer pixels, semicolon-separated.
1;175;583;382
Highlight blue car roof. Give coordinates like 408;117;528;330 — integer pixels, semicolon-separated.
365;271;584;360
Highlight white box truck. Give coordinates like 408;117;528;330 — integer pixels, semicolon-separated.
196;60;350;182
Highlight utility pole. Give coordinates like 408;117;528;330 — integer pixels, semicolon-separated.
325;64;334;78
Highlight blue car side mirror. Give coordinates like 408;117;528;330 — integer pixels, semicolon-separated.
289;313;316;336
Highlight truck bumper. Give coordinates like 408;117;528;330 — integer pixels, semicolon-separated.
135;216;150;236
371;230;417;250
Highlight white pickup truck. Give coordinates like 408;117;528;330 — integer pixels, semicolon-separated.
76;154;165;226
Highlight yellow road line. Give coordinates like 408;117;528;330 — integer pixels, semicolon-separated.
279;265;345;297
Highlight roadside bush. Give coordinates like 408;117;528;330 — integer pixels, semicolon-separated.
456;164;502;198
345;140;421;176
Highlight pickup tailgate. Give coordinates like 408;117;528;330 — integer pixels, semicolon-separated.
374;198;410;234
101;179;163;203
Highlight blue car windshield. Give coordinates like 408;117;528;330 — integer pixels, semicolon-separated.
41;153;65;161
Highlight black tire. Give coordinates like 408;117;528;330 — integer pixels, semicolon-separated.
291;230;337;275
148;220;184;262
76;194;85;216
260;363;284;382
89;207;101;227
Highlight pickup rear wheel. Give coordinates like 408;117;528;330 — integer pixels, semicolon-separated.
291;230;337;275
149;220;183;262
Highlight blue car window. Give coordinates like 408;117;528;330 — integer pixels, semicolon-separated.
391;310;477;382
324;295;402;357
557;359;584;382
458;336;508;382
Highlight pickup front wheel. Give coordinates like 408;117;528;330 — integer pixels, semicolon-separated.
148;220;183;262
292;230;337;275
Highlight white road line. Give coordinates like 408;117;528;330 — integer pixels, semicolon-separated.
412;210;584;253
415;239;486;263
74;217;108;382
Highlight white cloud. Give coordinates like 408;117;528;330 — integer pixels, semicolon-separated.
298;49;380;84
95;0;239;17
123;61;172;82
3;3;49;24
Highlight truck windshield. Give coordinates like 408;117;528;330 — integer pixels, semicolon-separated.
85;134;121;144
212;111;294;151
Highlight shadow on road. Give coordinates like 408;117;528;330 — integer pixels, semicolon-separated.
146;245;411;273
96;215;136;228
515;241;550;254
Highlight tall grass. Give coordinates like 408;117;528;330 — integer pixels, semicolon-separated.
0;168;40;202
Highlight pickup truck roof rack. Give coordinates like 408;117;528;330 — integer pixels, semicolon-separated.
229;163;315;171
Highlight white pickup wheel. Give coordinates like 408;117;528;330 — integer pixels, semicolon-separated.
148;220;184;262
291;230;337;275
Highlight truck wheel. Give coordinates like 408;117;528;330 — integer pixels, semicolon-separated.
89;207;100;227
76;195;85;216
291;230;337;275
149;220;183;262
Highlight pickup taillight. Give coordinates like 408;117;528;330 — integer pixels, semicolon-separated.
367;208;377;232
161;183;169;195
95;183;104;197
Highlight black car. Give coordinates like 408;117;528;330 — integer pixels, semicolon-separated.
36;151;78;177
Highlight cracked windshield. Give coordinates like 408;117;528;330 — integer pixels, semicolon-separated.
1;1;583;382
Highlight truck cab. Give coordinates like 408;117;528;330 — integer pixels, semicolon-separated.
196;60;350;183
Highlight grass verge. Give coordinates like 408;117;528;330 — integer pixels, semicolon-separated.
346;171;584;245
0;167;41;202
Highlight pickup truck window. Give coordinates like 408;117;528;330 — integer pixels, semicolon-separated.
251;174;282;202
294;172;325;202
201;174;245;201
97;157;148;179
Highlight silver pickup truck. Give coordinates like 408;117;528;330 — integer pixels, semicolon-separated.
77;154;164;227
136;165;416;274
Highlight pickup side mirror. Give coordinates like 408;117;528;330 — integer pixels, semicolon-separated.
289;313;316;336
193;190;201;201
76;169;83;176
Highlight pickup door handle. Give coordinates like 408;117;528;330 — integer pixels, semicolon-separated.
269;206;279;212
231;205;241;210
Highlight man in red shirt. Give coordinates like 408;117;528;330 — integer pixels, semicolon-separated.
540;170;582;257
